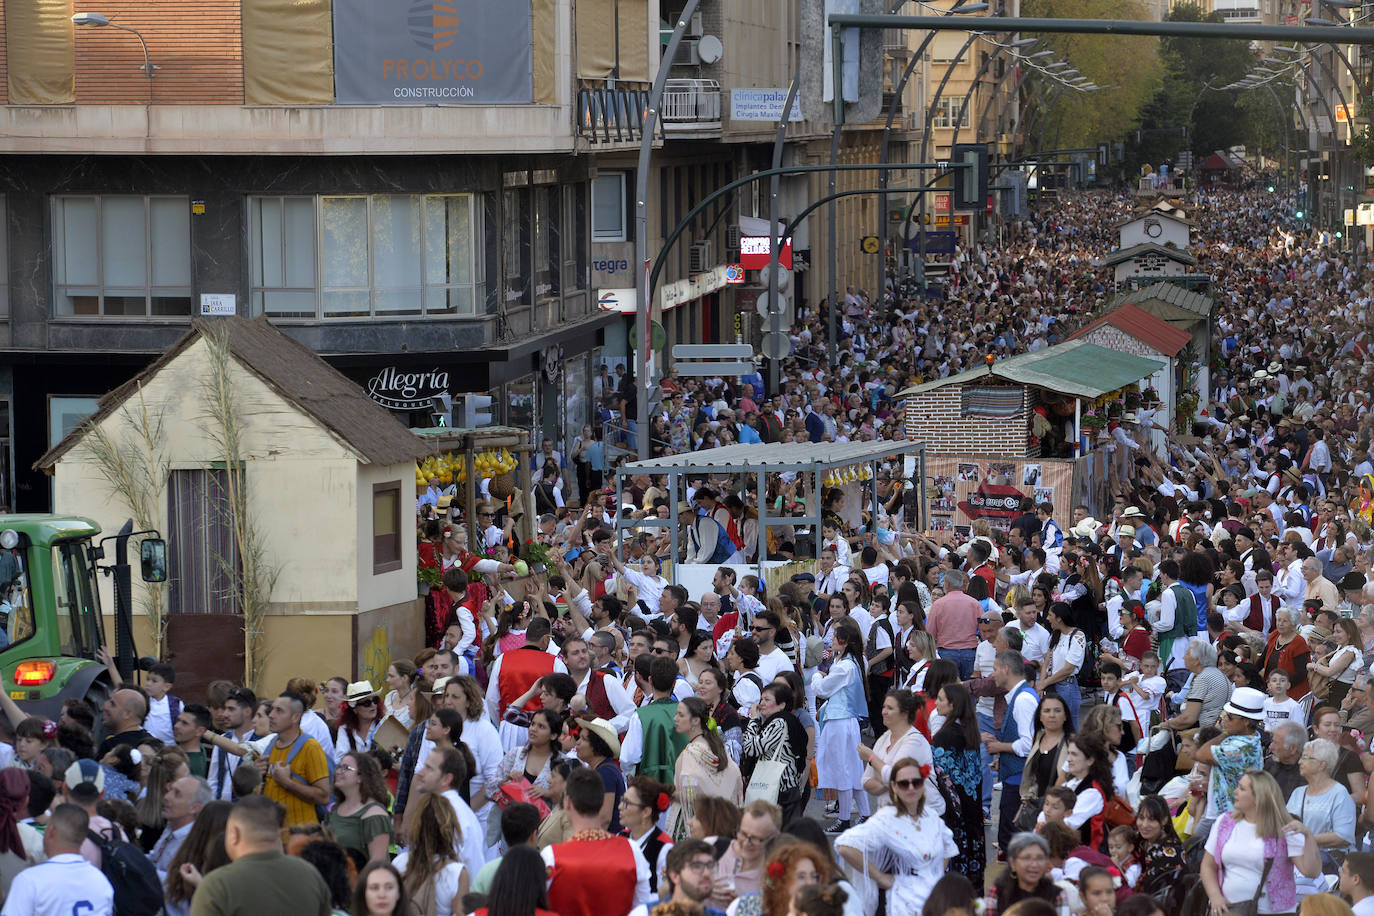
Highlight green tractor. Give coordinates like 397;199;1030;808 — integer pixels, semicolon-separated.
0;515;166;723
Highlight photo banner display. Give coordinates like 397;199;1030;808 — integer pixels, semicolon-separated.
333;0;533;104
924;455;1076;537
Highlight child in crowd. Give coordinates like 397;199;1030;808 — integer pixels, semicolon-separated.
1098;662;1144;751
1262;669;1302;732
1107;825;1142;890
1078;865;1121;916
142;661;183;745
1120;652;1165;725
1038;786;1078;832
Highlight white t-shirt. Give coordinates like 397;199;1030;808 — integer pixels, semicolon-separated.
392;851;465;916
1204;818;1305;913
1049;630;1086;676
1262;697;1303;732
756;647;793;683
1013;621;1051;663
0;853;113;916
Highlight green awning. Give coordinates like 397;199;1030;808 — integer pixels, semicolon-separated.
898;340;1165;399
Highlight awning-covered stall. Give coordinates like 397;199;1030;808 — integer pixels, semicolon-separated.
899;340;1166;459
615;440;927;592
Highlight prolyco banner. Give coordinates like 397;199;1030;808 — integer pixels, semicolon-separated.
332;0;532;105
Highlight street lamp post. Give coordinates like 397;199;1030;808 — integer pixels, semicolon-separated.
875;0;988;305
71;11;156;104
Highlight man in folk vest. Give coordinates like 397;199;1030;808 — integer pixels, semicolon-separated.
1153;559;1197;672
565;635;635;734
619;657;688;783
484;616;565;750
981;649;1038;856
543;767;650;916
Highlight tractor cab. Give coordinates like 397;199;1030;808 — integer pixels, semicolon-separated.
0;516;165;719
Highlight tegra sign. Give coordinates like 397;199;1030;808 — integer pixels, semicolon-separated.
366;367;449;410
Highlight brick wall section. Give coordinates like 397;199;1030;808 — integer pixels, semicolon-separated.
903;387;1030;456
1079;325;1167;363
0;0;7;106
72;0;243;104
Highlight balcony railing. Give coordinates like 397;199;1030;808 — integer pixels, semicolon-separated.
662;79;722;132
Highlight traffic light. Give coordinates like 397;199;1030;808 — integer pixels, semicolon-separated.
428;394;453;427
952;143;989;211
460;394;494;427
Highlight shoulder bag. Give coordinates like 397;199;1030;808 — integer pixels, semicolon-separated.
1227;856;1274;916
744;720;789;805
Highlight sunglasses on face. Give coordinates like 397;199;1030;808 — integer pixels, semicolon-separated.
893;778;924;790
351;697;378;708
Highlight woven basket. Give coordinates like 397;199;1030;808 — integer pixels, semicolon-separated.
489;472;516;499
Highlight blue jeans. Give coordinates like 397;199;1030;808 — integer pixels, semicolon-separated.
1053;678;1082;730
938;647;975;680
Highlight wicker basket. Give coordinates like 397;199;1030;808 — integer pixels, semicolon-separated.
489;472;516;499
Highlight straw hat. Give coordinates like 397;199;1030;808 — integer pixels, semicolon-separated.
346;681;377;705
576;717;622;757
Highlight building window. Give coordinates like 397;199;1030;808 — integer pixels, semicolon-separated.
931;97;972;130
52;196;193;318
564;183;587;291
0;197;7;317
592;173;627;241
249;194;482;320
372;482;402;574
48;396;100;449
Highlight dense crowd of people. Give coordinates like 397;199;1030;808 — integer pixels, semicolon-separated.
6;184;1374;916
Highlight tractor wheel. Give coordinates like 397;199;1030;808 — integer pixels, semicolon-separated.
83;677;113;745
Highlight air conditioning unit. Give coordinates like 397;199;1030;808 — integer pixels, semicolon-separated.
689;240;714;273
673;40;701;66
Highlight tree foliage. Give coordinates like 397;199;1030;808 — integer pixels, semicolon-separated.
1126;2;1298;176
1020;0;1163;157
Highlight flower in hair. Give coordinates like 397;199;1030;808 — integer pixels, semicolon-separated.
707;716;718;732
919;763;931;779
41;720;57;740
767;861;786;880
656;791;671;812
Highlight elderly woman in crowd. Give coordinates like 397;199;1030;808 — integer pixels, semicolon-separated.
1286;738;1356;877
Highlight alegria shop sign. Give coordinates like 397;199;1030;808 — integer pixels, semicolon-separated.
367;367;450;410
333;0;533;105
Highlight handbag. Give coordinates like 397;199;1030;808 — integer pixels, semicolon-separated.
745;725;789;805
1308;649;1339;700
1013;795;1044;832
1228;855;1275;916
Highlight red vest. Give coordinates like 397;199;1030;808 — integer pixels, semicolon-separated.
498;646;557;712
548;836;639;916
584;670;616;723
1246;593;1278;632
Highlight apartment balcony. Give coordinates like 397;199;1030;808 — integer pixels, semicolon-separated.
662;79;723;136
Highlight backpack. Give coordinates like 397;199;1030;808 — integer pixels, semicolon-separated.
87;828;163;916
284;733;331;822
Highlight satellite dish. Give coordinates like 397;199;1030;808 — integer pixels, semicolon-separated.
697;34;723;64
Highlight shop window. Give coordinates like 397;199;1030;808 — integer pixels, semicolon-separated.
503;188;531;309
52;196;193;318
372;482;402;574
592;173;627;242
249;194;482;320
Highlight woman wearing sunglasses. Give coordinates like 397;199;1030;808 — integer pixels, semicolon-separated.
335;680;383;760
834;756;956;916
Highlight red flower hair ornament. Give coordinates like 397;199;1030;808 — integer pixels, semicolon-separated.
656;792;671;812
767;861;786;880
919;763;931;779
